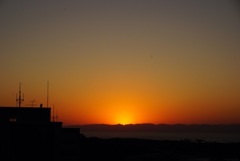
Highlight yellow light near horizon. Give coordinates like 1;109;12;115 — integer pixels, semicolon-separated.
116;117;131;125
115;111;133;125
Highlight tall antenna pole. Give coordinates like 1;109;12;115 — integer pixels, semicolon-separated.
47;80;49;108
16;83;24;108
52;104;55;122
56;110;58;122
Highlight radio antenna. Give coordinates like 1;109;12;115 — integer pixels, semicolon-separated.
52;104;55;122
47;80;49;108
56;110;58;122
16;83;24;107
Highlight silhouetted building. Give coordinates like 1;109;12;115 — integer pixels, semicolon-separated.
0;106;81;161
0;107;51;124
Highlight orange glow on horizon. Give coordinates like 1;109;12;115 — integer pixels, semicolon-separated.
57;99;240;126
114;111;134;125
35;87;240;126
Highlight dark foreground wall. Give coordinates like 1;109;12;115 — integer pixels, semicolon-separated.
54;137;240;161
1;131;239;161
0;123;58;161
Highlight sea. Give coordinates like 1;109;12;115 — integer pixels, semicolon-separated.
80;130;240;143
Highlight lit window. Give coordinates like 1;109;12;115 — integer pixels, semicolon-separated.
10;117;17;122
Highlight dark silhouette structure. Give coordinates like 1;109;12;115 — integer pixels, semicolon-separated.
0;105;82;161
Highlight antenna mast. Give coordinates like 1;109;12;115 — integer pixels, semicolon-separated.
52;104;55;122
47;80;49;108
56;110;58;122
16;83;24;107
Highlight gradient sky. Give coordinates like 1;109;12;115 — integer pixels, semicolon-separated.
0;0;240;125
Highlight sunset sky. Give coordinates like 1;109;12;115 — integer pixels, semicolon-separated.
0;0;240;125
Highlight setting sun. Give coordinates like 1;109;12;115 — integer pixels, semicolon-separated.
114;110;134;125
116;115;132;125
